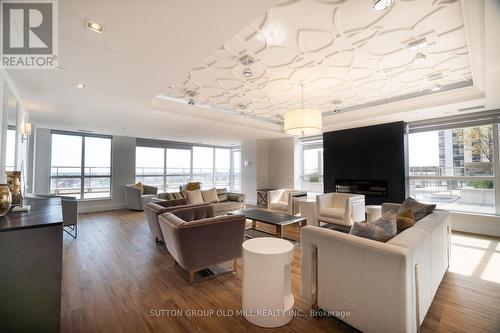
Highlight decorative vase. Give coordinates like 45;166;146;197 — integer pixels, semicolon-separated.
5;171;22;205
0;184;12;216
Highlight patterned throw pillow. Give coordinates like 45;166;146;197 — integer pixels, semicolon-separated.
186;182;201;191
396;209;415;234
217;188;228;202
350;210;397;242
398;197;436;222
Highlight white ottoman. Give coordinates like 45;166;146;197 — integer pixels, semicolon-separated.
242;237;294;328
366;205;382;223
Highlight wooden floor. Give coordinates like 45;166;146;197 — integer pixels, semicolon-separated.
61;209;500;333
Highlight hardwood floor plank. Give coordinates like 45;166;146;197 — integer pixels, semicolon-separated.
60;210;500;333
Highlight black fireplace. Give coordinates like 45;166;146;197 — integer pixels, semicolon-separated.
323;121;408;205
336;180;388;201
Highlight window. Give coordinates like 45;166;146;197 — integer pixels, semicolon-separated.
215;148;231;188
193;146;214;189
50;132;112;199
5;128;16;171
231;148;241;191
409;125;494;214
135;143;241;192
300;138;323;195
136;147;165;192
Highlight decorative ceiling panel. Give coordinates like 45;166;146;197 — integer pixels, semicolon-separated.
160;0;472;124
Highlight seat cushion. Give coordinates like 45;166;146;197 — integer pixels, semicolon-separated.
217;188;228;202
142;194;157;205
187;190;204;204
212;201;244;214
269;201;288;211
320;207;345;219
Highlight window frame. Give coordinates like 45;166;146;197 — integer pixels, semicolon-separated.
49;130;113;201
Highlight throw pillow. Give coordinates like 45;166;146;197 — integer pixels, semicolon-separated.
130;182;144;195
398;197;436;222
396;209;415;234
201;188;219;204
370;210;397;239
187;182;201;191
350;221;395;243
217;188;228;202
186;189;204;204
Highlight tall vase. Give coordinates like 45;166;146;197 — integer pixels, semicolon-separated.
0;184;12;216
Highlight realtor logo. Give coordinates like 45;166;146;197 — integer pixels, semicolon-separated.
1;0;58;69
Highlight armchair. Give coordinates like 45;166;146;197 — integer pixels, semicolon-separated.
124;184;158;211
316;192;365;228
158;205;246;284
268;189;307;215
143;198;208;243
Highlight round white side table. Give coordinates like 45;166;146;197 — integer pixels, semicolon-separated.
242;237;294;328
366;205;382;223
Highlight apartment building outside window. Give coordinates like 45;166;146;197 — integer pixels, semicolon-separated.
409;122;496;215
50;132;112;199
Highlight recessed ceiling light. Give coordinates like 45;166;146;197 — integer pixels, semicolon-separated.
430;84;442;92
242;67;253;78
372;0;393;11
73;83;86;89
87;20;104;33
413;53;426;64
408;38;428;52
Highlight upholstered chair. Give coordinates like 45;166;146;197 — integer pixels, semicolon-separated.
268;189;307;215
158;205;246;284
143;198;208;243
124;184;158;211
316;193;365;228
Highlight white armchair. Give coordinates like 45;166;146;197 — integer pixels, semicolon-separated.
268;189;307;215
316;192;365;228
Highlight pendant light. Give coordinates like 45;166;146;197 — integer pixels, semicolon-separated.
283;84;322;136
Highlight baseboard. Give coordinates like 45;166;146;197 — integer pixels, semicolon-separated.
78;202;127;214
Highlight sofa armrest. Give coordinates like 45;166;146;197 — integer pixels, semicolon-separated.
154;198;189;208
143;185;158;195
301;226;412;332
228;192;245;202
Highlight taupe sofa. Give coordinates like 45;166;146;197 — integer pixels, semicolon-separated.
143;198;207;243
158;189;245;215
159;205;246;284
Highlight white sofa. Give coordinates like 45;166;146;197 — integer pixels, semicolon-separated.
268;189;307;215
316;192;365;228
301;203;451;333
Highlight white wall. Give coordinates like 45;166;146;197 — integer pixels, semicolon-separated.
451;212;500;237
240;139;257;204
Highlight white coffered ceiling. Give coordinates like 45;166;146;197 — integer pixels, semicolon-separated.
161;0;473;125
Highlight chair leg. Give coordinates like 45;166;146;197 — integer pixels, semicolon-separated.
189;271;196;285
63;225;77;239
233;259;238;273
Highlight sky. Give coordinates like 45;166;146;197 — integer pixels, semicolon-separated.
408;131;439;167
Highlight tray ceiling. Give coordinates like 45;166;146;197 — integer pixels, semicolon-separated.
161;0;472;124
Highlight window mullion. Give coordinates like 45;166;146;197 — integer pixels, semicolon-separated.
80;136;85;200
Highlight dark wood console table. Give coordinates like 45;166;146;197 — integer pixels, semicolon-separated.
0;196;63;333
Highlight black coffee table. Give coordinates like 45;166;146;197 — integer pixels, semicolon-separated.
229;209;306;245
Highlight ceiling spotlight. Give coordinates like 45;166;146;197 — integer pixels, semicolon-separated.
413;53;426;64
187;99;195;105
372;0;393;11
87;20;104;33
430;84;442;92
73;83;86;89
408;38;428;52
240;55;255;79
242;67;253;78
